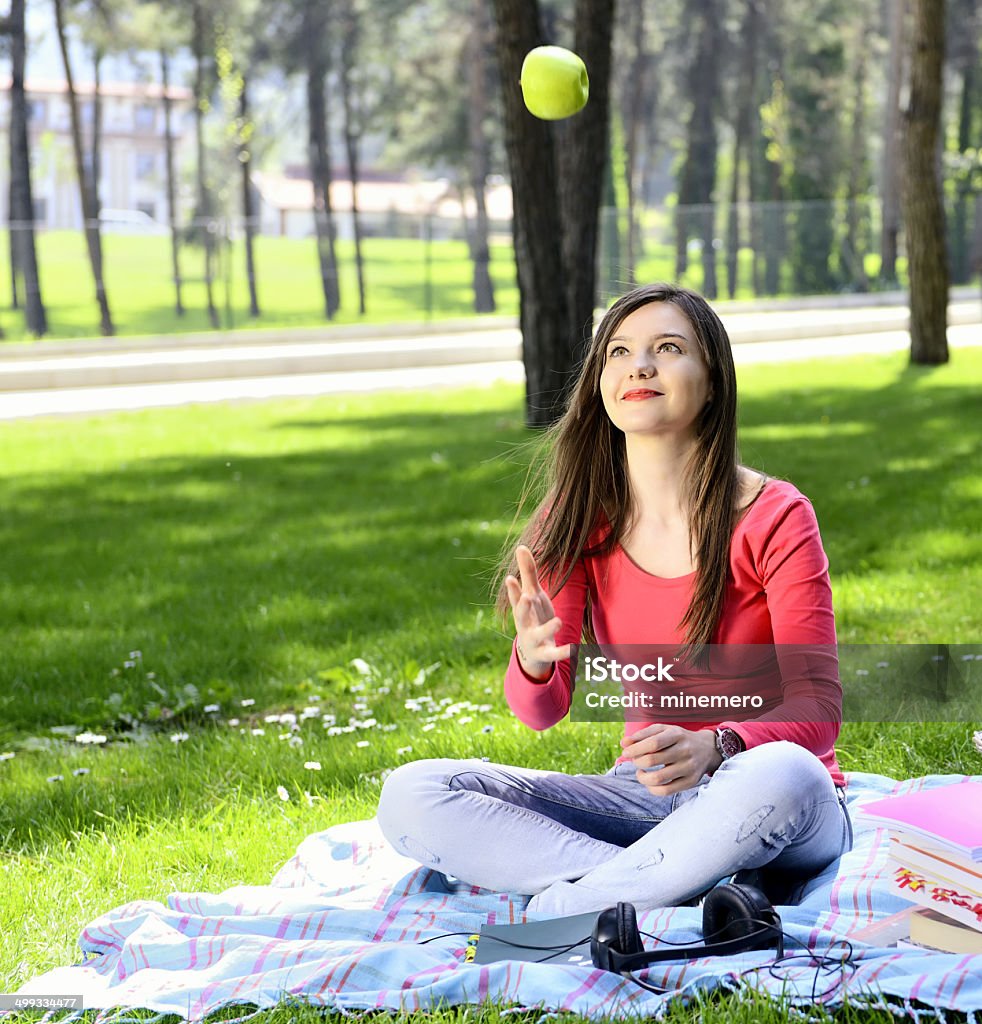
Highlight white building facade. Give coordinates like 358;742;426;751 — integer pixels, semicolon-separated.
0;77;192;229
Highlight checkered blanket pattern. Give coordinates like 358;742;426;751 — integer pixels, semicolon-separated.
11;772;982;1022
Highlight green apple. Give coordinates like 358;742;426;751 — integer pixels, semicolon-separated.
520;46;589;121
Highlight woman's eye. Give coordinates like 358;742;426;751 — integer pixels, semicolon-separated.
608;345;628;357
659;342;682;354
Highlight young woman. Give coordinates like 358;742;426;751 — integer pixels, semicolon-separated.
378;283;852;916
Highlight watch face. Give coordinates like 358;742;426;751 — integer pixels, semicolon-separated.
717;729;742;759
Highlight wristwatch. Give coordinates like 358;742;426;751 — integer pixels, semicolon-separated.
714;727;745;762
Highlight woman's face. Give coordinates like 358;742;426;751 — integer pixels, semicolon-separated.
599;302;712;441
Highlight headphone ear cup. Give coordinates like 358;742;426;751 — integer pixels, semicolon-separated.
616;901;644;958
703;883;779;951
591;906;621;971
591;902;644;972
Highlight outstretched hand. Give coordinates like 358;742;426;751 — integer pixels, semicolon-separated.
504;545;572;681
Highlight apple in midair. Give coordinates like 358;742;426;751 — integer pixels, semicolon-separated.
520;46;590;121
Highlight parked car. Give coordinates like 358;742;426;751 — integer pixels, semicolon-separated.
97;209;168;234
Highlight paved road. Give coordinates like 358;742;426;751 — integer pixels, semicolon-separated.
1;321;978;421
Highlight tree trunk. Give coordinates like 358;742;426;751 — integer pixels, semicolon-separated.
491;0;614;424
727;0;759;299
904;0;949;364
763;170;784;295
725;154;741;301
307;71;341;320
881;0;907;284
675;0;721;297
7;0;46;334
619;1;648;288
843;7;872;292
971;191;982;279
339;2;366;315
8;174;19;313
558;0;615;363
951;5;979;285
305;1;340;320
755;10;786;297
239;78;260;317
91;46;102;222
467;0;495;314
599;119;620;299
192;1;219;329
161;49;184;316
53;0;113;335
785;0;846;295
491;0;571;427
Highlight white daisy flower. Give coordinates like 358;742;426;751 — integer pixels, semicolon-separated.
75;732;108;746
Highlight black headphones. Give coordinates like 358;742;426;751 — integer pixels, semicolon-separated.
591;882;784;974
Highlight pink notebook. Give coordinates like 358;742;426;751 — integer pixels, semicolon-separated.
858;781;982;860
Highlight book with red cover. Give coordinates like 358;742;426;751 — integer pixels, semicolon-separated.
889;836;982;899
888;862;982;932
858;781;982;860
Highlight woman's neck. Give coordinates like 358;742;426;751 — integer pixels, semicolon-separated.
623;435;697;528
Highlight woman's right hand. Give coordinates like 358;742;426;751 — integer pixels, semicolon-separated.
504;545;572;681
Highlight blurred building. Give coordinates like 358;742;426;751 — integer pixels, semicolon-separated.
251;169;514;242
0;76;192;230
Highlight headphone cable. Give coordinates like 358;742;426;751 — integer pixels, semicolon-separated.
414;916;857;994
415;929;594;965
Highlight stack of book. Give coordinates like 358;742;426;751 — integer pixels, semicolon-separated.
859;780;982;954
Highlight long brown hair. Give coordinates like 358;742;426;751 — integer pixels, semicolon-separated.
495;283;744;648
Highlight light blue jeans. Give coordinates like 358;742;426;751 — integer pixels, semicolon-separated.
376;741;852;915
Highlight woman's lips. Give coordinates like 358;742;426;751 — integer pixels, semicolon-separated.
622;389;663;400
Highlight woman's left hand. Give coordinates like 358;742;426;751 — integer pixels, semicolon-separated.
620;724;722;796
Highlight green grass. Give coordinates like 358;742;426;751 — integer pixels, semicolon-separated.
1;348;981;1020
0;231;520;340
1;229;945;343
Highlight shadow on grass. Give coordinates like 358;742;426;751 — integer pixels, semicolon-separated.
0;403;528;740
0;360;978;739
738;361;980;622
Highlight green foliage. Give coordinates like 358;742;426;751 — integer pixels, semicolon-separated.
371;0;500;180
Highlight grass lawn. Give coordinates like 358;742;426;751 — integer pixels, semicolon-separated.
0;229;933;343
1;346;980;1021
0;231;522;341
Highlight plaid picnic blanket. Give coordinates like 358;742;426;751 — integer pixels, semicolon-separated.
11;771;982;1023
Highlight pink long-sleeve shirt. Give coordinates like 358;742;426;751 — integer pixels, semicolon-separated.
504;478;845;787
